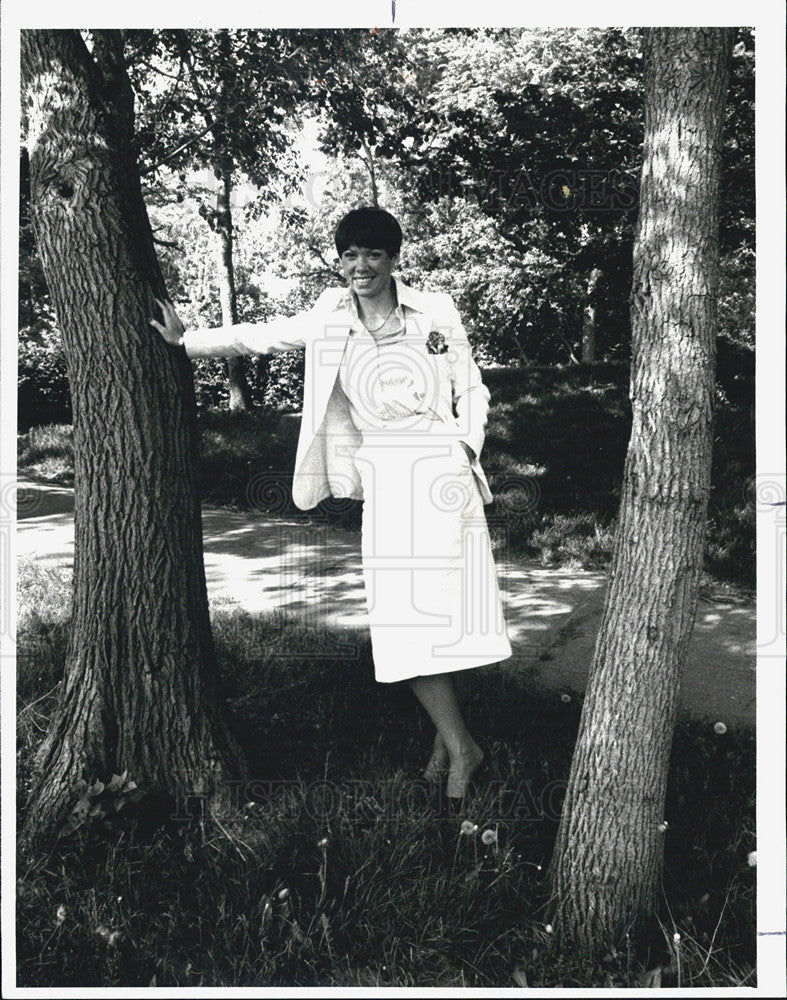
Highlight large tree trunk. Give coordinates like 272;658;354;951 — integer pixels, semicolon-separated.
214;28;253;411
20;29;247;852
547;27;734;952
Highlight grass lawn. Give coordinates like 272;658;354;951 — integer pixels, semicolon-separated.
16;558;755;988
17;363;755;589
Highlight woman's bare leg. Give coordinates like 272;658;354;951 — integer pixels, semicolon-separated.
423;731;449;784
409;673;483;798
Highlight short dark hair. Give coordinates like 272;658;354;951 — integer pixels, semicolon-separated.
334;207;403;258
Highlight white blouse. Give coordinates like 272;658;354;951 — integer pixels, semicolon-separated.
338;304;454;432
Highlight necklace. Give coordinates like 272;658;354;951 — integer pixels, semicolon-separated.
361;301;397;334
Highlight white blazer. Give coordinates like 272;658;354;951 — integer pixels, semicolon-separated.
184;277;494;511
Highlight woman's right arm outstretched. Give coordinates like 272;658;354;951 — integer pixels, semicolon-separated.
149;291;333;358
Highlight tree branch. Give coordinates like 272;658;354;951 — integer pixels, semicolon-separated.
307;243;340;275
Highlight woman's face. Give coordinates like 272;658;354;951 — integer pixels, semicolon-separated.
339;243;396;300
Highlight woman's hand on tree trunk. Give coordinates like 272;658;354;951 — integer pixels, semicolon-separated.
149;298;185;347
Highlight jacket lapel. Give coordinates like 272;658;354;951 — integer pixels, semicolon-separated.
307;304;354;431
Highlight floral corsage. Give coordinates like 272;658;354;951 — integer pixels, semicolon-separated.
426;329;449;355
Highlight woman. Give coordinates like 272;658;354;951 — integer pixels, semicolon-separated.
151;207;512;799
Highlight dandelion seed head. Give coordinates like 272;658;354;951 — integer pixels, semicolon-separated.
460;820;477;836
560;692;571;703
714;721;727;735
96;923;119;944
481;828;498;845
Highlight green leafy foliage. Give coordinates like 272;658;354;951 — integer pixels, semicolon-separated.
125;29;310;189
19;27;754;416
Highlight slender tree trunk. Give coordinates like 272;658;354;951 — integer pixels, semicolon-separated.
360;139;379;207
215;166;254;410
557;330;580;365
20;29;247;852
214;29;253;411
581;267;602;363
547;27;734;952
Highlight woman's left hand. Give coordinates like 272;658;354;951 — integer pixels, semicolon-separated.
149;298;186;347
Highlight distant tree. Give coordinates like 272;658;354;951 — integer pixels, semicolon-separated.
377;27;645;361
20;28;246;849
717;28;754;354
547;26;735;951
126;28;314;408
312;28;422;207
18;147;70;426
323;26;752;365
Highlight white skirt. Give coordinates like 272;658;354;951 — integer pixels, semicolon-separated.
354;424;513;683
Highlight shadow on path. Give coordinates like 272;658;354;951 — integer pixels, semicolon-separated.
15;477;755;726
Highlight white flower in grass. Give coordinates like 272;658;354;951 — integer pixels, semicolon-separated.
673;931;681;944
460;820;478;836
317;836;329;848
545;923;553;934
747;851;757;867
278;887;290;901
96;924;121;946
481;828;498;846
714;721;727;735
55;905;66;925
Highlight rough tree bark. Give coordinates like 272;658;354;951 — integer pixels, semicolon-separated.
20;29;247;851
547;27;734;952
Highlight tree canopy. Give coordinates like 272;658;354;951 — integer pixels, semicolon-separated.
19;26;754;419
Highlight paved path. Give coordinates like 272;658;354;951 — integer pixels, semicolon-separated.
15;477;756;726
